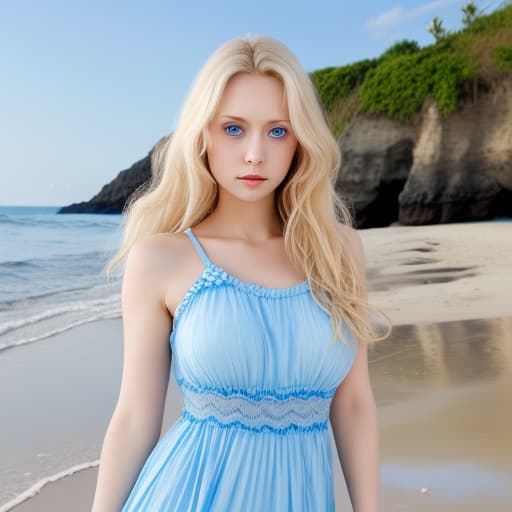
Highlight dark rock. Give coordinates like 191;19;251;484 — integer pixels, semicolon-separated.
58;135;171;214
337;115;419;227
337;77;512;227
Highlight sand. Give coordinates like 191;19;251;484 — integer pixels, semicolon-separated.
363;220;512;326
2;220;511;512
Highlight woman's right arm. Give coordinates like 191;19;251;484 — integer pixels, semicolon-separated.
91;238;173;511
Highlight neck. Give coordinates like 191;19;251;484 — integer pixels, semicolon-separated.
200;189;283;241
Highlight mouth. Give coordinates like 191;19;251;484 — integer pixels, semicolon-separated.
237;175;267;187
238;175;267;181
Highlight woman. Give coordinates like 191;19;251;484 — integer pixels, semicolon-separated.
92;35;392;512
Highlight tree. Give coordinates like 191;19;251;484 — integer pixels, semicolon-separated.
462;3;478;28
428;16;447;42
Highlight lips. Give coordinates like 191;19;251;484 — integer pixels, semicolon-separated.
238;174;266;180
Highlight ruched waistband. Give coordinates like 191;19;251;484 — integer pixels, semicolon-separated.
181;387;331;434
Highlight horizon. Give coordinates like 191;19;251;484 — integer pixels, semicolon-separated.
1;0;499;207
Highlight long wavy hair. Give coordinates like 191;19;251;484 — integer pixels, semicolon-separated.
104;35;392;347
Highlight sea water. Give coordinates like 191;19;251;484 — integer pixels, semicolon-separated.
0;205;123;352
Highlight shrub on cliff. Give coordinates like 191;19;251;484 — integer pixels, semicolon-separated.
310;59;378;111
359;49;475;120
311;3;512;132
492;45;512;71
378;39;421;62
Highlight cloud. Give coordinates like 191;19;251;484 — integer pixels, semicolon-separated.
365;6;407;32
365;0;462;37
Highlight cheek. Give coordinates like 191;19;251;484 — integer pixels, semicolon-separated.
207;140;228;167
210;145;233;169
277;141;298;166
206;142;237;180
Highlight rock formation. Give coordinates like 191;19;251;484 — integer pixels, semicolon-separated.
58;135;171;214
337;78;512;227
336;115;418;227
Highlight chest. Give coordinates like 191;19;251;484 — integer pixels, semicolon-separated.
171;285;357;393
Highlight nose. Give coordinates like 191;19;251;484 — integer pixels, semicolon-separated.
244;134;264;165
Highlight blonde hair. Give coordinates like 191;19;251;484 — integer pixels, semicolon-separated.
104;35;392;347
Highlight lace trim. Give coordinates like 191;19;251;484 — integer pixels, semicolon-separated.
182;387;331;434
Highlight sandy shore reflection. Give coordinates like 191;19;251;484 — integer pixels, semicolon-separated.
367;316;512;511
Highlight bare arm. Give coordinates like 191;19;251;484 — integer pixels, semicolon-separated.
329;227;380;512
92;238;173;512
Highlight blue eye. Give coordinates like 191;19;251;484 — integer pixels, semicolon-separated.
223;124;287;138
225;124;242;136
269;127;287;138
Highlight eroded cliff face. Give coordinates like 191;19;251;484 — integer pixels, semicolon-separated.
337;78;512;227
336;116;418;227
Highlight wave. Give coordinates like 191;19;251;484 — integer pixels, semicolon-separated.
0;250;119;285
0;248;114;267
0;294;121;336
0;260;44;270
0;213;120;230
0;308;121;353
0;460;99;512
0;285;97;309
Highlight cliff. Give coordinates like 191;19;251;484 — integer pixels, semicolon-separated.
337;77;512;227
58;135;170;214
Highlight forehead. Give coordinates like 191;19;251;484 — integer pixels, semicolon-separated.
215;73;288;119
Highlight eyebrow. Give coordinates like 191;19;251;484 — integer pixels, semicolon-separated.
219;115;291;124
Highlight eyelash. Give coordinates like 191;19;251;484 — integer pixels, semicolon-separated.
223;124;288;139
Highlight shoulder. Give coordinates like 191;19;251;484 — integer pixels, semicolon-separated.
122;232;194;294
126;231;192;268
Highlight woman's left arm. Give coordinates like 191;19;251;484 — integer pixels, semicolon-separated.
329;226;380;512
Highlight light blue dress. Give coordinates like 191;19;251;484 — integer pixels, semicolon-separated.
121;227;358;511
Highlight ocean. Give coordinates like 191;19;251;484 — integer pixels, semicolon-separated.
0;206;123;352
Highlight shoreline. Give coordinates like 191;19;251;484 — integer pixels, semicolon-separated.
2;221;511;511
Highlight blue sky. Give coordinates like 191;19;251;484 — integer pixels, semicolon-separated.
1;0;498;206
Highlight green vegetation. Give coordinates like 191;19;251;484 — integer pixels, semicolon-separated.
461;2;478;28
428;16;448;42
310;2;512;136
310;59;378;111
378;39;421;61
493;45;512;71
359;49;474;120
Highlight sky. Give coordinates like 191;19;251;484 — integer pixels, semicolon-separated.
1;0;501;206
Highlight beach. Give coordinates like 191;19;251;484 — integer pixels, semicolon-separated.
1;220;511;511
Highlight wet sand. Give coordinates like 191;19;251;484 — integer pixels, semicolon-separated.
2;221;511;511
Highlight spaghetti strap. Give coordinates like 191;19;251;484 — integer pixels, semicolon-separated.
184;227;212;267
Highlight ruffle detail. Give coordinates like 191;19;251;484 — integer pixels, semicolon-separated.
173;264;310;323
